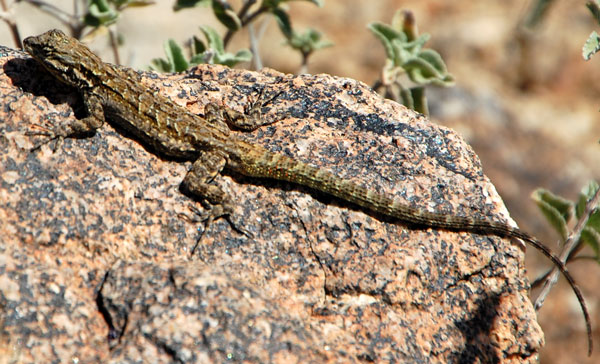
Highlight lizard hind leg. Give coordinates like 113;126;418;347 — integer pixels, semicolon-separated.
184;150;252;255
218;88;283;131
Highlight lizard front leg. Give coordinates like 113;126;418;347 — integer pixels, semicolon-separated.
184;149;251;254
28;91;105;149
184;149;231;217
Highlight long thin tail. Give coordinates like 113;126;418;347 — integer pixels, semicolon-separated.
237;145;592;355
490;225;592;356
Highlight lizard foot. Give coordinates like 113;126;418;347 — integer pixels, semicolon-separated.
25;124;65;151
186;204;253;256
214;87;283;131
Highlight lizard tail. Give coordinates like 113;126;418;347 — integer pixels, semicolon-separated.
237;145;592;355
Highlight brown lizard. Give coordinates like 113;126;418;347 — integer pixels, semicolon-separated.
23;29;592;354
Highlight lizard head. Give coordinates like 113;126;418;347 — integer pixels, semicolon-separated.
23;29;102;89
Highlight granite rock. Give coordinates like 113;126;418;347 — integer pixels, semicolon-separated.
0;44;542;363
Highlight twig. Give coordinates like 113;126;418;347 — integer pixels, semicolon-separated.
21;0;78;28
249;16;270;70
248;23;261;70
223;1;268;48
107;26;120;65
0;0;22;48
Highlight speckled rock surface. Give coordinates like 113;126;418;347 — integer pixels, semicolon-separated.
0;44;542;363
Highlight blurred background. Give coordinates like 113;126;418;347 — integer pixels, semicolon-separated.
2;1;599;362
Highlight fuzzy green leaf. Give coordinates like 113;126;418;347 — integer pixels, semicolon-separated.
584;210;600;239
113;0;155;9
580;226;600;260
272;7;293;39
390;9;404;32
192;35;206;55
189;53;208;65
392;38;411;66
573;181;600;260
234;49;253;60
524;0;554;28
263;0;285;9
211;0;241;31
535;188;574;220
576;180;600;218
149;58;172;73
404;57;445;84
213;48;252;67
194;26;252;66
287;28;332;54
165;39;189;72
84;0;119;26
583;31;600;60
532;188;573;240
270;0;323;6
303;0;324;6
404;33;430;54
410;50;454;86
149;39;188;72
575;181;600;248
92;0;111;12
368;22;404;61
418;49;447;74
587;0;600;25
173;0;210;10
199;25;225;53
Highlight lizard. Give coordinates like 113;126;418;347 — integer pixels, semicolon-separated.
23;29;592;354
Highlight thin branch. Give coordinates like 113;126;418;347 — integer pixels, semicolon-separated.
299;51;309;75
241;6;268;28
107;26;120;65
249;15;270;70
21;0;79;27
223;2;267;48
223;0;256;47
1;0;22;48
531;267;552;288
371;79;383;91
237;0;256;21
248;23;262;70
531;248;581;288
534;185;600;309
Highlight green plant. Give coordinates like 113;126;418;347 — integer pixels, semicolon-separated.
531;181;600;312
583;0;600;60
3;0;329;72
523;0;556;28
84;0;154;28
150;26;253;72
532;181;600;266
84;0;155;63
278;25;332;74
368;10;454;115
151;0;329;71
